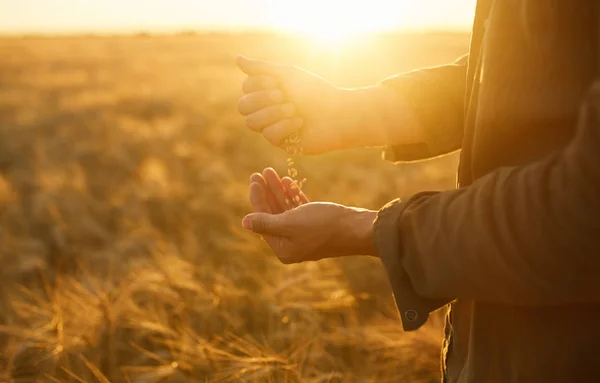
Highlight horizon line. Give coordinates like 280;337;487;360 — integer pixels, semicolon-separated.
0;25;471;38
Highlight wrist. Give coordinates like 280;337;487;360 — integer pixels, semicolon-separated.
342;85;425;148
339;86;388;148
343;208;378;257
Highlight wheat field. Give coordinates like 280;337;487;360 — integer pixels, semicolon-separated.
0;32;467;382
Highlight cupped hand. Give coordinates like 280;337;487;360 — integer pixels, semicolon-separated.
243;168;378;264
248;167;310;214
237;55;356;155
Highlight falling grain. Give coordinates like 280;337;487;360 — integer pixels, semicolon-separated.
284;130;306;201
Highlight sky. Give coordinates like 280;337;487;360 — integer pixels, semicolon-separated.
0;0;477;35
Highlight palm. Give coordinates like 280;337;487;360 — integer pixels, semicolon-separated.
246;168;309;259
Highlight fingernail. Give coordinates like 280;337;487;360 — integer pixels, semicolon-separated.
293;117;303;127
270;90;283;102
242;216;253;231
282;103;295;116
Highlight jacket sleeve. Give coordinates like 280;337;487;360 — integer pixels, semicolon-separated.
373;84;600;331
379;54;468;163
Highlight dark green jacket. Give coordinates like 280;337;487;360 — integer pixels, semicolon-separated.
372;0;599;381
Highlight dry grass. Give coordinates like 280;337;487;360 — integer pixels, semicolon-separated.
0;31;467;382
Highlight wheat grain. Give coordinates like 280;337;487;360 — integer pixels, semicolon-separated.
283;131;305;205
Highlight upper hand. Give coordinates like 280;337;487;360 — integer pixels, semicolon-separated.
236;55;354;155
243;168;378;264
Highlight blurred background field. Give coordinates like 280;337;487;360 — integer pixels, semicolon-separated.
0;31;467;382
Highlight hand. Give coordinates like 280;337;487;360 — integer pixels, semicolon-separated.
236;56;402;154
248;167;310;214
243;168;378;264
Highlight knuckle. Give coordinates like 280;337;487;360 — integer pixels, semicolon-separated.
265;136;279;147
248;91;265;113
278;120;295;138
246;115;261;131
238;97;252;115
242;78;252;93
237;99;246;115
244;76;275;93
252;76;265;89
267;106;282;122
253;219;266;233
263;129;282;146
261;92;275;106
263;76;277;88
239;92;270;115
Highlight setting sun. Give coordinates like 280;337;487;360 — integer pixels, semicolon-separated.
271;1;412;43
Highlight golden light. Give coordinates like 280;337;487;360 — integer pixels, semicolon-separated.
272;0;410;45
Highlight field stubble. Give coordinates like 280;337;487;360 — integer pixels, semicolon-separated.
0;32;467;382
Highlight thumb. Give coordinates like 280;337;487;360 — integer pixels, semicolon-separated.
242;212;285;235
237;55;285;77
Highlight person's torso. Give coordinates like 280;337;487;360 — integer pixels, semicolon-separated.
448;0;598;382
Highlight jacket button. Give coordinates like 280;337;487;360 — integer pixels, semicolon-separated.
404;309;419;322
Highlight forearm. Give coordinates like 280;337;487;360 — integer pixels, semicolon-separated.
379;55;469;162
375;85;600;307
339;54;469;157
339;85;425;149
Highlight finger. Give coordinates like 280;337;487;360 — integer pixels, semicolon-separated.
238;90;284;116
263;167;291;210
242;75;278;94
237;55;286;76
250;172;281;213
249;172;266;186
242;212;285;235
298;121;335;155
246;103;296;132
282;177;310;206
249;182;272;214
262;118;304;147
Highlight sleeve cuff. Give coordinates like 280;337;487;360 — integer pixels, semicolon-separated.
373;198;453;331
378;66;464;163
382;143;436;163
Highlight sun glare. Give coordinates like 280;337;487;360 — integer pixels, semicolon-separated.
272;1;406;45
301;25;363;45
